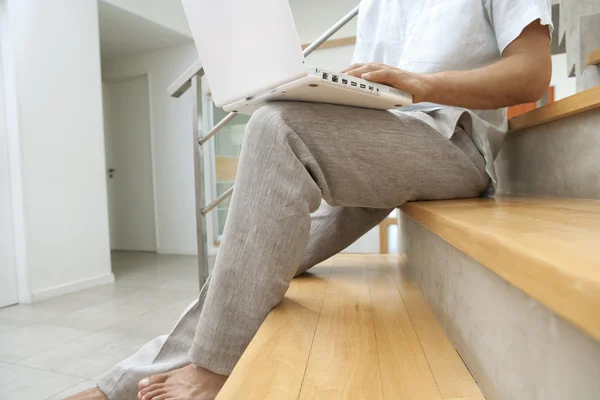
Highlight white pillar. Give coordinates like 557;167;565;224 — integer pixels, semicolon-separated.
1;0;112;302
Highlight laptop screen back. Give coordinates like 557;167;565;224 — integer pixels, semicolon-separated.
181;0;308;107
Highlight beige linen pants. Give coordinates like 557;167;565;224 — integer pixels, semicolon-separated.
99;102;488;399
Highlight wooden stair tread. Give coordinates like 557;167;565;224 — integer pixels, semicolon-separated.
218;254;484;400
215;156;239;182
587;49;600;66
508;85;600;132
401;196;600;342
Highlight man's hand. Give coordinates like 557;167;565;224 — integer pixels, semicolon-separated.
341;20;552;110
341;63;431;103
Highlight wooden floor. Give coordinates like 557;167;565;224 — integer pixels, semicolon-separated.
402;196;600;343
218;255;484;400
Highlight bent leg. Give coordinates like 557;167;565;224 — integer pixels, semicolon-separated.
297;203;393;276
97;102;487;399
189;102;487;374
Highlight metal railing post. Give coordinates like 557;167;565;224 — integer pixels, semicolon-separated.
199;112;236;145
190;76;210;284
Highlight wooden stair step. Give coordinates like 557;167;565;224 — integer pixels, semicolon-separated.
587;49;600;66
401;196;600;342
215;156;239;182
508;85;600;132
218;254;484;400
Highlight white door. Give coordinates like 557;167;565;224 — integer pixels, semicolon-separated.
103;75;157;251
0;40;18;307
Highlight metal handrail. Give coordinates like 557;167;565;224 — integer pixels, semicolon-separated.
168;60;204;98
196;5;360;214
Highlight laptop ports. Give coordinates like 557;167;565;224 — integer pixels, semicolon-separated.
359;84;366;89
322;72;329;80
341;78;348;84
332;75;339;83
351;81;357;87
368;85;374;91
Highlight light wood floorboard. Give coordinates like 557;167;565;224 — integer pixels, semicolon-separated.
218;261;331;399
367;257;443;400
219;254;483;399
299;255;383;400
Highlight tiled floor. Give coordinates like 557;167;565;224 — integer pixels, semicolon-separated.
0;251;204;400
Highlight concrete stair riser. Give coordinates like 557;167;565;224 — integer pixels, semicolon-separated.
496;108;600;199
402;215;600;400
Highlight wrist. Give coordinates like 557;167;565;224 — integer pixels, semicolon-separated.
415;73;440;103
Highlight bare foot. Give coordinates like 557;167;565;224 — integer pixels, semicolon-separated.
137;364;228;400
64;387;108;400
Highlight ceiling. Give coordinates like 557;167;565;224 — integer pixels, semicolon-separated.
98;1;192;60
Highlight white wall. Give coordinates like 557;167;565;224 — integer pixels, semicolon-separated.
102;44;201;255
102;0;191;37
2;0;113;302
550;53;577;100
292;0;358;71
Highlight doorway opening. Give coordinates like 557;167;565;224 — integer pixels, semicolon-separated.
103;74;157;252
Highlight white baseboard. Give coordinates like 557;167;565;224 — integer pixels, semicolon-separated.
30;272;115;303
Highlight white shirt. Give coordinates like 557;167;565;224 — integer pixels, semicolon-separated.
352;0;553;190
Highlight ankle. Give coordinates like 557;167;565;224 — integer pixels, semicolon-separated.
190;363;228;386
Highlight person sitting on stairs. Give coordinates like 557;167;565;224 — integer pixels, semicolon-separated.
69;0;553;399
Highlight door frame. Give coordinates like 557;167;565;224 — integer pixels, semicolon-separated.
102;73;160;251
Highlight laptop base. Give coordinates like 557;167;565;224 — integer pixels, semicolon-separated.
224;67;413;115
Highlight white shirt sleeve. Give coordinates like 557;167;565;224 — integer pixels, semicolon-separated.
487;0;554;54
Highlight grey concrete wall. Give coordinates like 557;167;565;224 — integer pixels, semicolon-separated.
579;14;600;91
403;215;600;400
495;107;600;199
560;0;600;82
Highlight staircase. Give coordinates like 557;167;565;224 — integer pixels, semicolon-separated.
401;85;600;400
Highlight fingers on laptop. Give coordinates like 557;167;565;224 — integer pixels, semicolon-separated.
340;63;365;73
341;63;390;78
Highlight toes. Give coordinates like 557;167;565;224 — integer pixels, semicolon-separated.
139;386;167;400
138;374;169;390
138;383;166;399
149;395;170;400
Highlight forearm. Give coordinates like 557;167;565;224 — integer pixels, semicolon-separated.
347;21;552;111
422;55;551;110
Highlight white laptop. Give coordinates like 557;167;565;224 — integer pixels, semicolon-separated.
181;0;413;115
